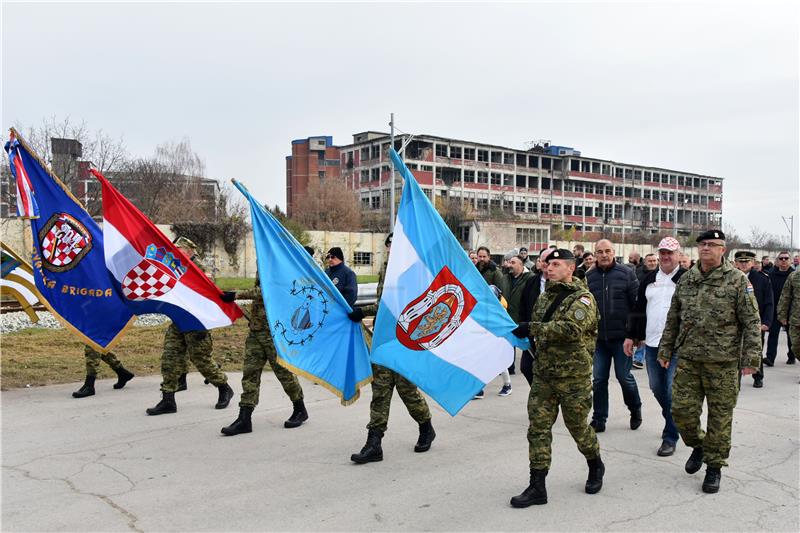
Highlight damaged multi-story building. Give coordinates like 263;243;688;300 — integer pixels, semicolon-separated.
287;132;723;252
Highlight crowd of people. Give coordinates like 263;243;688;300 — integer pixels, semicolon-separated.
66;230;800;508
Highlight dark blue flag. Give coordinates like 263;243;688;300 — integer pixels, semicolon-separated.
4;130;134;351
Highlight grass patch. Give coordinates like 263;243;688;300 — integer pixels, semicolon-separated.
1;312;254;390
357;275;379;283
215;277;256;290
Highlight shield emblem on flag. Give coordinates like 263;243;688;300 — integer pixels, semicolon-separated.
396;266;477;351
38;212;93;272
121;244;186;301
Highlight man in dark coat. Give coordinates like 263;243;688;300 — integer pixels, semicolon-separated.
734;250;773;388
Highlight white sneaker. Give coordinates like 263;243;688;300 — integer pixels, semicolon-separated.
498;384;512;397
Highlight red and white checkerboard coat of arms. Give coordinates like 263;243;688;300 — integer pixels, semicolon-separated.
121;244;187;301
396;266;477;351
38;212;93;272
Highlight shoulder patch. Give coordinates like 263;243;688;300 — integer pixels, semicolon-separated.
579;296;592;306
573;307;587;321
745;282;754;294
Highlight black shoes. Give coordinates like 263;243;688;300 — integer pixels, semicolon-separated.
788;358;796;365
510;469;548;507
685;447;704;474
113;366;135;389
763;358;774;367
146;392;177;415
753;377;763;388
702;467;721;493
590;420;606;433
351;429;384;464
657;440;676;457
215;383;234;409
414;420;436;452
72;375;96;398
630;408;643;430
177;373;188;392
585;456;605;494
221;406;253;436
284;400;309;428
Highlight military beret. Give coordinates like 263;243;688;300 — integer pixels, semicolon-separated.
696;229;725;242
173;236;198;251
734;250;756;260
545;248;575;262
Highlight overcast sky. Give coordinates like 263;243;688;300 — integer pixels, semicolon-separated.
3;1;798;244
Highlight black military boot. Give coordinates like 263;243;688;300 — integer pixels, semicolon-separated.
177;373;188;392
414;420;436;452
351;429;384;464
221;406;253;436
112;366;135;389
630;407;643;430
72;375;96;398
685;447;704;474
585;456;605;494
510;469;548;507
284;399;309;428
215;383;234;409
702;467;721;493
146;392;177;415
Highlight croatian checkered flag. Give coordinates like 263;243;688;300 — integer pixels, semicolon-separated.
92;169;243;331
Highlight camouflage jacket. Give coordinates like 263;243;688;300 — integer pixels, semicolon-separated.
237;284;267;333
527;279;599;379
777;270;800;326
658;260;762;368
360;260;387;317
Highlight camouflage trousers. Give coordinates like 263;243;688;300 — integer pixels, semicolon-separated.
790;327;800;358
159;323;227;393
672;359;739;468
83;346;122;376
367;364;431;433
240;331;303;408
528;374;600;471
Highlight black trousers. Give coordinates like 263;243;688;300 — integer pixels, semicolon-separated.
521;350;534;386
766;319;795;363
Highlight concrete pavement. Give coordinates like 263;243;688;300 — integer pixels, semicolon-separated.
2;346;798;532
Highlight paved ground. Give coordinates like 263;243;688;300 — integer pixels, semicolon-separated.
3;343;798;532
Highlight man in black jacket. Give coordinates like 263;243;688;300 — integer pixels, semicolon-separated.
517;248;554;385
324;247;358;307
765;251;795;365
624;237;686;456
734;250;774;387
586;239;642;433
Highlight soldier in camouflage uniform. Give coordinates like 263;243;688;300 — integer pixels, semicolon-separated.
777;269;800;362
510;249;604;507
658;230;762;494
346;233;435;464
72;345;135;398
220;277;308;435
146;237;235;415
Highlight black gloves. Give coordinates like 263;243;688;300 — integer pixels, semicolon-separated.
220;291;236;303
347;307;365;323
512;322;529;339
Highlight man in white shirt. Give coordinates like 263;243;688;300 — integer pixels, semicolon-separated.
624;237;688;457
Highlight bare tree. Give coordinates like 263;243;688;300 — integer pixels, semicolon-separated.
293;177;360;231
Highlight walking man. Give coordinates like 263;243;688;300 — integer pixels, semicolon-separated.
72;345;135;398
658;230;761;493
765;251;795;365
586;239;642;432
734;250;773;388
624;237;687;456
510;249;604;507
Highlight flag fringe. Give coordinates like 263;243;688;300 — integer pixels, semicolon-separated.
275;356;373;406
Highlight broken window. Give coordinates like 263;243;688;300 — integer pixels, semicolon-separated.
490;151;502;164
515;201;526;212
541;157;552;170
478;149;489;162
371;145;380;159
516;154;527;167
490;172;502;185
503;174;513;187
435;144;448;158
477;171;489;184
464;170;475;183
371;168;380;181
503;153;514;165
528;155;539;168
571;160;580;172
592;162;601;174
516;175;527;188
360;169;370;183
464;147;476;160
541;177;551;190
450;146;462;159
360;147;370;160
644;171;651;181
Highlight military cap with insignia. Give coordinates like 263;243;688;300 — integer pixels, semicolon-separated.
696;229;725;242
734;250;757;261
545;248;575;262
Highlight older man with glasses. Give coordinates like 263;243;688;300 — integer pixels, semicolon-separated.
765;251;796;366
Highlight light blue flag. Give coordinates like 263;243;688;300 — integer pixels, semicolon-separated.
371;149;530;415
233;180;372;404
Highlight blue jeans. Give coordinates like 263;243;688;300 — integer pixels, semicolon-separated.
645;345;679;445
633;344;645;365
592;339;642;424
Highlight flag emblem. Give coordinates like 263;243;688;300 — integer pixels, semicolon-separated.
396;266;477;351
121;244;187;301
38;212;93;271
272;281;329;347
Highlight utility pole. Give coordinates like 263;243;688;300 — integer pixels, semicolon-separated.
389;113;395;231
782;215;795;251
